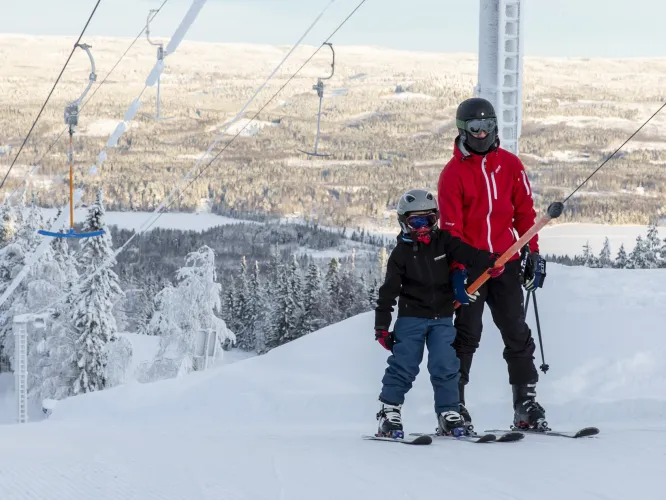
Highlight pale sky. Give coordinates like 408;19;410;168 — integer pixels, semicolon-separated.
0;0;663;58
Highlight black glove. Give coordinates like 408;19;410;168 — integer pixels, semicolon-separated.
523;252;546;291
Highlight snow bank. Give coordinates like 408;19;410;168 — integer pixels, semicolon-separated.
48;264;666;429
1;265;665;499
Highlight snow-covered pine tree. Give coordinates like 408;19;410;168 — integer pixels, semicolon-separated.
581;241;598;267
287;254;304;339
264;262;297;352
301;261;325;335
136;277;162;335
338;261;366;318
248;260;265;352
0;195;51;368
0;201;19;246
366;271;380;310
233;256;255;350
147;245;234;379
626;235;649;269
597;237;613;268
645;223;662;267
70;189;123;394
50;211;78;287
614;243;628;269
324;257;342;323
222;283;239;336
31;216;82;400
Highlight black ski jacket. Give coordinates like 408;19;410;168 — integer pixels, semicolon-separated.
375;229;494;330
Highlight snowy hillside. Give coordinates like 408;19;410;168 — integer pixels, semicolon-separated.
1;264;666;499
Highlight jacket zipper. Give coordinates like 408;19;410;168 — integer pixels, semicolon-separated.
481;157;494;252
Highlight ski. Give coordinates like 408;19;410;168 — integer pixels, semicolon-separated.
409;432;504;443
362;433;432;445
494;431;525;442
484;426;599;439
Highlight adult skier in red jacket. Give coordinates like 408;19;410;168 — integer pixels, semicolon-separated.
437;97;547;432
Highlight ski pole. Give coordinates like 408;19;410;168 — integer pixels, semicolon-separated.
525;290;549;374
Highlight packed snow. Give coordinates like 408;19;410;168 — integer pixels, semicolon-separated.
0;264;664;499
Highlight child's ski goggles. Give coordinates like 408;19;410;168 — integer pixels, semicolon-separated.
406;213;438;230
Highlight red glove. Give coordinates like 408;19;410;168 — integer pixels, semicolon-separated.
375;329;394;352
488;253;504;278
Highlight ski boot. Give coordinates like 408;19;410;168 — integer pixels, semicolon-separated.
376;401;404;439
511;383;550;431
436;410;468;437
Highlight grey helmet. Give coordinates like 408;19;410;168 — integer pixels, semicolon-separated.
396;189;439;235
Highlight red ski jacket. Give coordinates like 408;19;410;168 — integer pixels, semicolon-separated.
437;139;539;271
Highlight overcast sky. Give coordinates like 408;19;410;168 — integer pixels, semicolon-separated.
1;0;662;58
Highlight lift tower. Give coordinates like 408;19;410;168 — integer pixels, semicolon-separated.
475;0;525;155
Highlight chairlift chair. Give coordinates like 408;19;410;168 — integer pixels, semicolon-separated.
298;43;335;158
38;43;104;239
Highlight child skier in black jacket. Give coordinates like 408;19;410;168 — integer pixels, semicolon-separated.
374;188;503;439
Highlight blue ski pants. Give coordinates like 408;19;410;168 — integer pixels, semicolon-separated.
380;317;460;414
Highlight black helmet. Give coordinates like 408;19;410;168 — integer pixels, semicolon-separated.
456;97;498;155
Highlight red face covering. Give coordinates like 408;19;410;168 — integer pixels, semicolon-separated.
414;228;432;244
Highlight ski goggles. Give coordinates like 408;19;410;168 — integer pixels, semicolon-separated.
406;213;438;230
456;117;497;136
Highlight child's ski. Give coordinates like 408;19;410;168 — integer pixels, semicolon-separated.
484;426;599;439
409;432;495;443
362;433;432;445
410;430;524;443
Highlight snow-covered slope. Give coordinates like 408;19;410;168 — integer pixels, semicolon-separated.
1;264;666;499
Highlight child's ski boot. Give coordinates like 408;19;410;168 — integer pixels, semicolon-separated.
436;410;468;437
376;401;404;439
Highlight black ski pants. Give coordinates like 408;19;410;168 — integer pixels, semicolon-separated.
452;258;538;395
